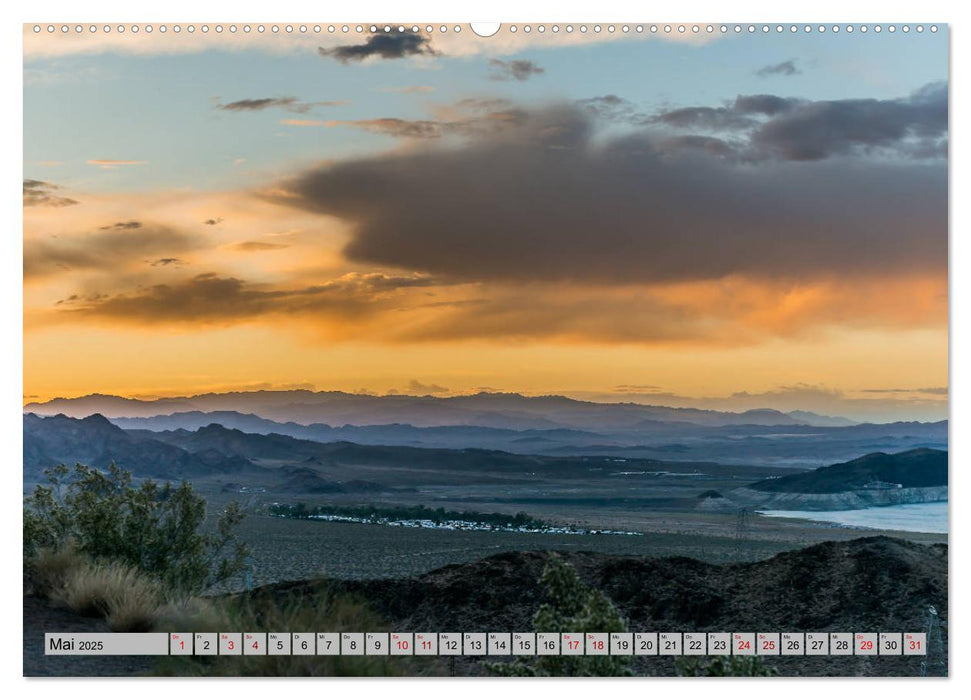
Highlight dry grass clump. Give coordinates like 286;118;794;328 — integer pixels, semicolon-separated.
158;588;438;677
27;543;85;597
28;545;166;632
154;596;229;633
50;560;164;631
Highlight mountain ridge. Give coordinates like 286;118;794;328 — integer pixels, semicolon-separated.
24;390;854;429
749;448;948;494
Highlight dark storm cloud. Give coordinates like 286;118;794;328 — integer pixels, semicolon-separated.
750;82;948;160
733;94;801;116
577;95;644;122
655;135;737;158
755;59;801;77
650;95;801;131
653;105;758;131
272;101;946;286
318;33;436;63
649;82;947;161
488;58;545;81
23;179;78;208
25;226;198;280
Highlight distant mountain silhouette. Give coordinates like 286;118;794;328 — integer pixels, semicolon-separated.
23;413;252;479
109;408;943;466
24;390;830;430
749;448;947;493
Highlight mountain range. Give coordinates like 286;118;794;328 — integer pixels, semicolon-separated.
24;413;948;496
22;413;250;480
23;390;946;468
24;390;855;430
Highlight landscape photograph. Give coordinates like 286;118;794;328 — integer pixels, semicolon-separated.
22;22;948;677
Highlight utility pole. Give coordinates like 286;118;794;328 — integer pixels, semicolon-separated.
920;605;946;677
734;508;750;561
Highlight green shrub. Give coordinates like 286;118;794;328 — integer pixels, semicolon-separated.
24;463;248;595
488;554;632;677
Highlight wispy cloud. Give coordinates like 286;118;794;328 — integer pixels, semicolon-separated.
25;225;198;280
861;387;948;395
755;59;801;77
407;379;449;395
216;97;348;114
218;97;304;112
323;99;527;140
53;271;441;326
99;221;142;230
280;119;324;127
87;159;146;168
231;241;290;252
148;257;186;268
23;179;78;208
380;85;436;94
488;58;544;81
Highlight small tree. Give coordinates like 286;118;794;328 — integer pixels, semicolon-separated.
24;463;249;595
489;554;632;676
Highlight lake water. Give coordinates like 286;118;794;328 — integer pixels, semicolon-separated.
758;501;948;534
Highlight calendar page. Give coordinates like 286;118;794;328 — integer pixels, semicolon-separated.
22;19;948;679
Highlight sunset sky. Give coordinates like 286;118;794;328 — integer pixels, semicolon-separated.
23;25;948;422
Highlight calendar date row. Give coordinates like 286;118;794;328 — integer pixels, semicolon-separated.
46;632;927;657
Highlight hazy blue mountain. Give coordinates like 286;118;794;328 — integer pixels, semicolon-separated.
23;413;252;480
111;409;946;467
749;448;947;493
25;390;824;430
786;410;857;427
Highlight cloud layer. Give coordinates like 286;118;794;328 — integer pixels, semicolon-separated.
275;95;946;287
318;33;436;63
23;179;78;208
488;58;544;81
25;224;199;280
755;59;801;77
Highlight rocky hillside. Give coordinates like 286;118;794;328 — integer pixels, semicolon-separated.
241;536;947;676
749;449;947;493
23;413;252;480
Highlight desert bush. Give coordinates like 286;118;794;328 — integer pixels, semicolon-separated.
488;554;631;677
24;463;248;595
49;558;163;632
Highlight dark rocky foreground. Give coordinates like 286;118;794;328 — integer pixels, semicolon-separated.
245;536;948;676
24;536;947;677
